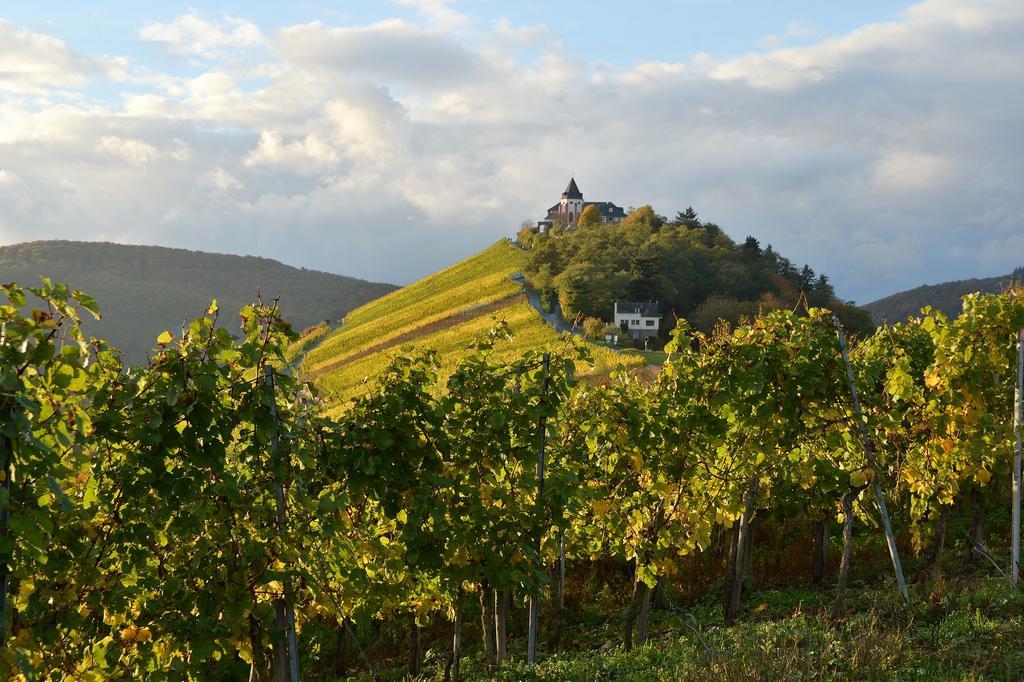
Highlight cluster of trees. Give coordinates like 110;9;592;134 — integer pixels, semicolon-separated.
2;278;1023;679
518;206;874;339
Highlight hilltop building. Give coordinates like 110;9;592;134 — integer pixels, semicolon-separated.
614;301;662;339
536;178;626;232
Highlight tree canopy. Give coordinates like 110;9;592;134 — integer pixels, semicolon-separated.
520;207;874;338
577;205;604;229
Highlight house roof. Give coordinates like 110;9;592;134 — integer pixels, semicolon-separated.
547;201;626;220
562;177;583;199
584;201;626;217
615;301;662;317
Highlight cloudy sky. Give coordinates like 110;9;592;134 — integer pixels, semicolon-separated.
1;1;1021;303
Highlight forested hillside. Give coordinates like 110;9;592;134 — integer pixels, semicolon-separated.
520;206;874;339
866;267;1024;324
0;240;396;362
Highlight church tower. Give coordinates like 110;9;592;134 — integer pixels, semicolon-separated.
559;177;584;225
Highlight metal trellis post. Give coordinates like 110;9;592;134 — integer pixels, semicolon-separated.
265;366;301;681
833;315;909;603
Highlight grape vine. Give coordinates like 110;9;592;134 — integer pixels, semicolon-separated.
1;281;1022;679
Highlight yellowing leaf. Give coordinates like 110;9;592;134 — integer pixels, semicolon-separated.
120;625;152;643
655;557;678;576
592;500;611;519
850;469;869;487
207;299;219;315
237;638;254;664
156;330;173;346
976;468;992;485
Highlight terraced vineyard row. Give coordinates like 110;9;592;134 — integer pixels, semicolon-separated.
299;240;643;407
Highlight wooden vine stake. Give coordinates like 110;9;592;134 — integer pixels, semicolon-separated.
0;325;7;645
494;590;508;662
0;433;10;643
558;533;566;611
832;315;909;604
527;353;550;665
264;366;301;682
1012;329;1024;586
451;591;463;682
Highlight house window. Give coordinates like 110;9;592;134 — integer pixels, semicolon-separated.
645;320;655;327
631;319;639;326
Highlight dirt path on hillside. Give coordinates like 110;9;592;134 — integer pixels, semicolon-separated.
303;295;524;380
522;286;582;336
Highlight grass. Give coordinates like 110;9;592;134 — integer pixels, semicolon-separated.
588;340;669;367
286;321;332;362
303;241;523;371
315;300;640;415
619;349;669;365
299;240;644;408
345;575;1024;681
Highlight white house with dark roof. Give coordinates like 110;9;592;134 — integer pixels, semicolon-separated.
614;301;662;339
536;178;627;232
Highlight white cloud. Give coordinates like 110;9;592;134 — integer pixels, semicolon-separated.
201;167;243;193
0;19;93;93
245;131;339;174
97;136;161;167
901;0;1006;30
122;93;171;117
394;0;471;31
168;139;193;162
610;61;686;86
92;134;192;168
760;20;821;48
704;0;1024;91
140;11;265;60
278;20;491;88
491;18;550;46
2;2;1024;304
871;151;954;191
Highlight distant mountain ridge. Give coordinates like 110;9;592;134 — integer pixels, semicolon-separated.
0;240;396;363
865;267;1024;324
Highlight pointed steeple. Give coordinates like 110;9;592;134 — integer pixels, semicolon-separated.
562;177;583;200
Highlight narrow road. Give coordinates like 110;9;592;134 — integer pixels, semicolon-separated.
513;274;581;337
513;273;664;369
